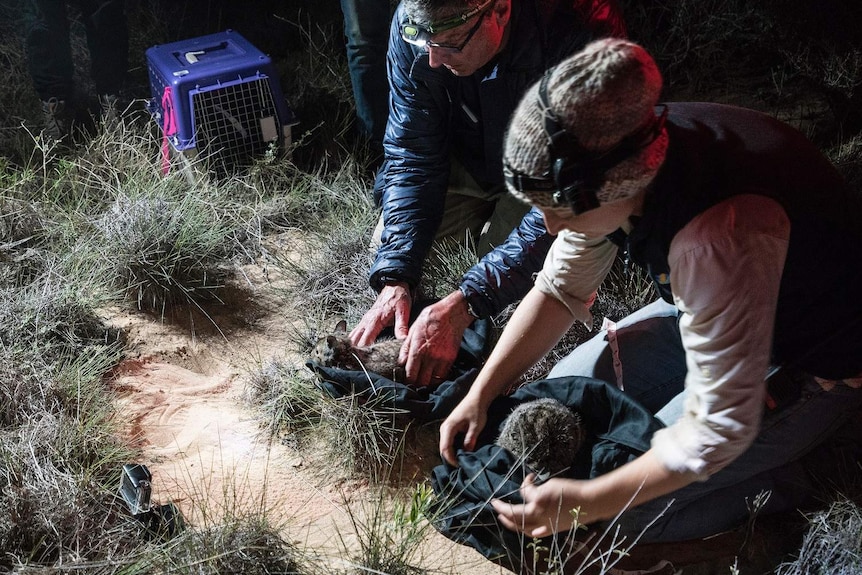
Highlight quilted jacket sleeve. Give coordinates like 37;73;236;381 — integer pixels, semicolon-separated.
368;7;450;291
460;207;554;318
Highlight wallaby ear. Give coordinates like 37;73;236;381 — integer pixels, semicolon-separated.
326;335;338;348
335;319;348;333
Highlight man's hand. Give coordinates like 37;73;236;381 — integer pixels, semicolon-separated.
491;475;587;538
438;393;488;466
350;282;412;346
401;290;476;387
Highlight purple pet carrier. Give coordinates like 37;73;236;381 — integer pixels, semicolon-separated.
146;29;297;174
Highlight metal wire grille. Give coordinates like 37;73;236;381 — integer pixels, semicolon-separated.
191;77;280;173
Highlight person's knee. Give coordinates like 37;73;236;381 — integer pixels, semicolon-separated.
547;334;614;380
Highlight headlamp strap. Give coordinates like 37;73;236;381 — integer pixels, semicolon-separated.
538;74;595;208
505;73;667;214
538;73;586;161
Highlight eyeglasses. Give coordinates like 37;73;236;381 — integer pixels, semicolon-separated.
401;0;494;54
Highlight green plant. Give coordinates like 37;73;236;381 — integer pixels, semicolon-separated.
739;489;773;554
421;237;480;301
321;389;410;477
826;134;862;191
246;353;414;478
271;168;378;327
338;483;437;575
0;346;139;572
619;0;776;92
0;269;116;368
244;357;326;442
94;190;234;314
145;519;307;575
273;11;372;173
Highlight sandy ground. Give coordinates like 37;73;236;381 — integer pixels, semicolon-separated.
101;239;825;575
104;256;506;574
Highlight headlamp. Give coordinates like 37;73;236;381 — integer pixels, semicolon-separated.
401;23;432;47
400;0;494;49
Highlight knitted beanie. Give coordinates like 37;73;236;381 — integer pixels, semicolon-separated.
504;38;668;208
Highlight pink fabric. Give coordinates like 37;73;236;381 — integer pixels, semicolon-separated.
160;87;178;176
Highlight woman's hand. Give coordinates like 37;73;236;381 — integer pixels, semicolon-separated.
491;474;590;538
492;451;698;538
438;394;489;466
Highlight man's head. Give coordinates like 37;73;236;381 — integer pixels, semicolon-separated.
503;38;668;217
402;0;489;26
401;0;511;76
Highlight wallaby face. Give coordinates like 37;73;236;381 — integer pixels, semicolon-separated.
310;320;405;382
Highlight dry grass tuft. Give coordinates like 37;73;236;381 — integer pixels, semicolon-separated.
776;496;862;575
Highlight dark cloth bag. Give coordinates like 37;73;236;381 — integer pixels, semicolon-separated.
428;377;665;571
308;351;664;571
305;309;663;571
307;362;480;421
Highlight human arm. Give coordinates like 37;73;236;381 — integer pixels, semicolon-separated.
357;9;453;344
491;195;792;536
650;195;789;477
396;208;554;385
367;6;452;294
454;207;617;353
440;230;619;464
459;207;555;319
439;288;580;465
491;450;697;536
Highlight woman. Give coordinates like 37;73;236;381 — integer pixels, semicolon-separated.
438;37;862;543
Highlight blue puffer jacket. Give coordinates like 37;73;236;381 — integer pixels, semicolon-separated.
369;0;626;318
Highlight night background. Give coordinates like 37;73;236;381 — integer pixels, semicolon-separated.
1;0;861;180
0;1;860;574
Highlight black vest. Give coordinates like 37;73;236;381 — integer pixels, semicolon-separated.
626;103;862;379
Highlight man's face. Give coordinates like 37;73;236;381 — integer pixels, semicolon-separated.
421;1;510;76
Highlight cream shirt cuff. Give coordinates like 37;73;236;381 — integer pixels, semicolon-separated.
534;230;618;328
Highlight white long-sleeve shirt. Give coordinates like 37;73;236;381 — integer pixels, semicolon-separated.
536;194;790;479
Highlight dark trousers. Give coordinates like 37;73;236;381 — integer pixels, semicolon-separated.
23;0;128;100
340;0;390;148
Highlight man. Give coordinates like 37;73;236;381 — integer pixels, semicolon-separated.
350;0;626;386
340;0;392;154
23;0;128;140
439;38;862;544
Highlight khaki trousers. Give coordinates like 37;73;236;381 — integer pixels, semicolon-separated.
373;158;530;260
